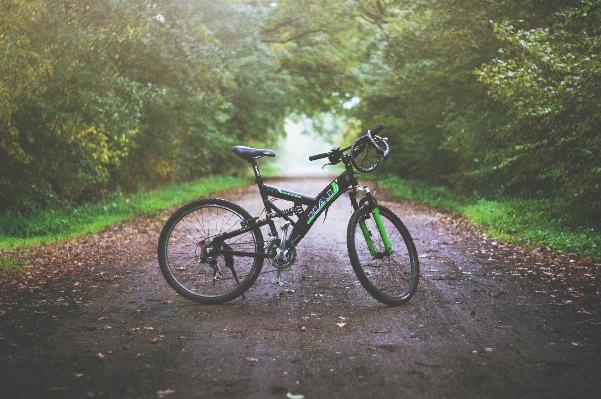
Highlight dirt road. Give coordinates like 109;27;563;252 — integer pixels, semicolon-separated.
1;177;600;398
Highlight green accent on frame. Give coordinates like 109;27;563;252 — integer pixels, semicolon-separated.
278;189;302;199
307;181;339;224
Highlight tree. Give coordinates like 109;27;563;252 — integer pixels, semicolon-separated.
1;1;159;209
477;1;601;223
349;0;587;196
0;0;53;208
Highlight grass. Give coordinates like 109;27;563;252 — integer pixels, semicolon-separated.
0;175;248;251
378;175;601;259
375;175;468;211
0;255;25;277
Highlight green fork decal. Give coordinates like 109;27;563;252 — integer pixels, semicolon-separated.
372;207;393;254
359;218;377;256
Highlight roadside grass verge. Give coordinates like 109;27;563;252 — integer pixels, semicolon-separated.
0;255;26;278
0;175;248;253
378;175;601;259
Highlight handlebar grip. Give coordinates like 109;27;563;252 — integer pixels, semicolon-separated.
309;152;330;161
371;123;386;135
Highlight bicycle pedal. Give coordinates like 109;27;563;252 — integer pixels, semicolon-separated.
271;278;284;287
272;269;284;286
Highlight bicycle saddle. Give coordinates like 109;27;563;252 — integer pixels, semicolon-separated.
231;145;276;160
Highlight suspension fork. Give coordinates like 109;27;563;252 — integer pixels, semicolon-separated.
371;207;393;254
353;187;393;257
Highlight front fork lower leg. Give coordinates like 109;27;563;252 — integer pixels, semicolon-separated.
359;207;393;257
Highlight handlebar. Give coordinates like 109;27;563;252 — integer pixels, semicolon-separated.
371;123;386;136
308;123;389;165
308;152;330;161
367;123;389;161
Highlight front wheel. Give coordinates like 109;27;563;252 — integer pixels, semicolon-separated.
347;204;419;305
157;198;264;304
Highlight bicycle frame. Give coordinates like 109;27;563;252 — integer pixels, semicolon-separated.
157;124;421;305
211;153;389;259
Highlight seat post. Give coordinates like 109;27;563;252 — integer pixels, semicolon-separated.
250;159;271;206
250;159;264;185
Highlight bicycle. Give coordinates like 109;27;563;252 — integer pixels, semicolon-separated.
157;124;420;306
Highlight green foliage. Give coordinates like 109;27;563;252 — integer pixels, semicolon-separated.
1;0;361;214
0;254;25;277
378;175;469;211
0;175;247;249
349;0;600;231
261;0;366;113
464;199;601;257
378;175;601;258
2;0;600;256
1;0;166;209
476;2;601;224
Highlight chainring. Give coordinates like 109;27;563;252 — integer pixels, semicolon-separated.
266;239;297;269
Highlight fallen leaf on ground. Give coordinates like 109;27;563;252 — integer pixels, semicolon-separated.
157;389;175;398
93;353;105;359
336;323;346;328
150;335;165;343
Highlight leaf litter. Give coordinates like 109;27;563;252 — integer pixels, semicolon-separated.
0;216;162;316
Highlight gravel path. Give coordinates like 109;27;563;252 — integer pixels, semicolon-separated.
1;176;600;399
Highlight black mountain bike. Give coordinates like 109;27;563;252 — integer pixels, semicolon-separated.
157;124;420;305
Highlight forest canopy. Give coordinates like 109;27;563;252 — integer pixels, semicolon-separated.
1;0;599;226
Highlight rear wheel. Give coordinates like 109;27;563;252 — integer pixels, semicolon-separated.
157;198;264;304
347;204;419;305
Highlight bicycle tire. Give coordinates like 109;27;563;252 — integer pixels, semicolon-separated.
157;198;264;304
347;204;419;305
